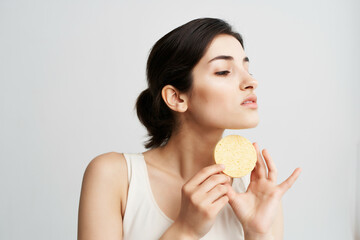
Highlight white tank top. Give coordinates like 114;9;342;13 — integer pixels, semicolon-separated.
122;153;250;240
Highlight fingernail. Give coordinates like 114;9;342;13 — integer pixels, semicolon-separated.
220;164;225;169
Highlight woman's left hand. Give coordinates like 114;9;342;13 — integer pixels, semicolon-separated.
225;142;301;237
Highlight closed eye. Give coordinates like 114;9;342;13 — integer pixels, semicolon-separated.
215;71;230;76
215;71;253;76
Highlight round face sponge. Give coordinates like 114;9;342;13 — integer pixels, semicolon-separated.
214;135;257;178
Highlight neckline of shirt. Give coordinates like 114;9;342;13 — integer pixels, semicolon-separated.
138;152;238;224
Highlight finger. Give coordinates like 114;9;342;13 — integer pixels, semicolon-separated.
224;182;237;202
250;164;258;181
278;168;302;194
187;164;226;188
203;184;229;205
253;142;266;178
196;173;231;194
211;195;229;215
262;149;277;183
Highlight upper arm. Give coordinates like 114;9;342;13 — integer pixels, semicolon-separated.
78;152;128;240
271;201;284;240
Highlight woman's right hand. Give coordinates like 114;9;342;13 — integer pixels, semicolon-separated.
175;164;231;239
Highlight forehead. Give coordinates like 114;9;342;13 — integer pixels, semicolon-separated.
202;34;245;62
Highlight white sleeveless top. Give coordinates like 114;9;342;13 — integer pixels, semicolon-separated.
122;153;251;240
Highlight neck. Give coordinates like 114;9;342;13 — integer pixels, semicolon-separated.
154;123;225;182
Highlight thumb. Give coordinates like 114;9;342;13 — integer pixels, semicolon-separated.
225;182;237;203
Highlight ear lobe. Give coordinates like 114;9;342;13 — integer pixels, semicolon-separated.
161;85;188;112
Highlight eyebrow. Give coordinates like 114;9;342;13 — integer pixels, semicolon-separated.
208;55;250;63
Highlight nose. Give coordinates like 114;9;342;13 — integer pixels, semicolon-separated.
240;73;258;90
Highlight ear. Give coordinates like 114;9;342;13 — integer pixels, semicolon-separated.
161;85;188;112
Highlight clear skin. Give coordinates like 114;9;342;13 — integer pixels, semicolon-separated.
156;34;301;239
77;33;301;240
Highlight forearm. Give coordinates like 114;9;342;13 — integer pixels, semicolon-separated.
159;221;198;240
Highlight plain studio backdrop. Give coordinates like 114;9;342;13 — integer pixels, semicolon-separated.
0;0;359;239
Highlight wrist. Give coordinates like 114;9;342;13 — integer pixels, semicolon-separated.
244;231;274;240
173;220;199;240
159;220;199;240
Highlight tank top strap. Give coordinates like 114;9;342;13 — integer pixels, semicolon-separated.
122;153;174;239
123;153;147;185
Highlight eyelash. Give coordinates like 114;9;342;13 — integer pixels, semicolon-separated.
215;71;253;76
215;71;230;76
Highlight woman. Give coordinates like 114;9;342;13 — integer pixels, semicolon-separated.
78;18;301;240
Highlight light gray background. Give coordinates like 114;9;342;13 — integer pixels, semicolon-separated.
0;0;359;239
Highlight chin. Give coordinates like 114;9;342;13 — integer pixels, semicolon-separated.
248;120;260;128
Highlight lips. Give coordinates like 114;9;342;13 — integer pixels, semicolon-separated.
241;94;257;105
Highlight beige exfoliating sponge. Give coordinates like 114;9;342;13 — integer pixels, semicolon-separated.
214;135;257;178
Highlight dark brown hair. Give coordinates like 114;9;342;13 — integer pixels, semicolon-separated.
135;18;244;149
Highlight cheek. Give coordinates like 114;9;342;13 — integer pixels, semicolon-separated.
189;84;235;122
192;82;228;107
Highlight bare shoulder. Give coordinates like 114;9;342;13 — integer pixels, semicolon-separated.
87;151;126;169
84;152;127;180
78;152;128;240
81;152;128;198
